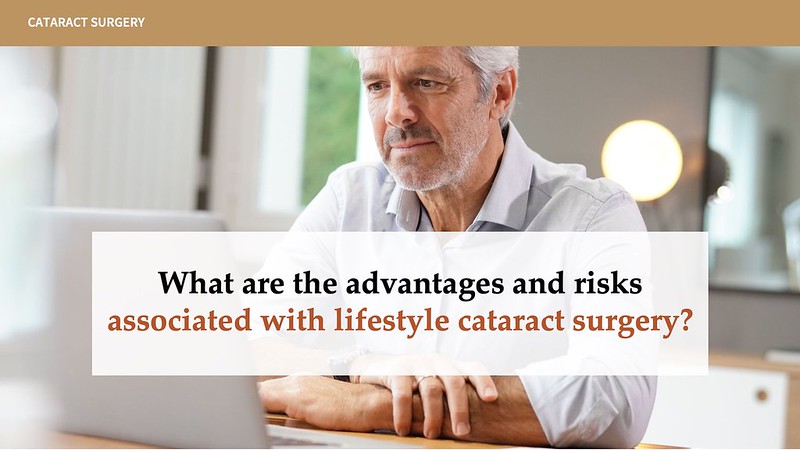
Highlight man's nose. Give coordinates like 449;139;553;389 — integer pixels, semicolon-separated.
385;86;417;128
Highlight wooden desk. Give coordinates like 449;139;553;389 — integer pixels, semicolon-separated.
266;413;504;449
15;414;677;448
266;414;678;449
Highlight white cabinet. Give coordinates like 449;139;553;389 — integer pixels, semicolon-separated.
643;353;800;448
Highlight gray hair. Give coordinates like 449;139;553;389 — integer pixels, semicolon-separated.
458;47;519;127
353;46;519;127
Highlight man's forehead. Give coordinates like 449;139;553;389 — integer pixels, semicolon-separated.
359;46;467;76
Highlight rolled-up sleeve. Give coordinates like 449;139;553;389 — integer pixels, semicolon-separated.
518;374;657;448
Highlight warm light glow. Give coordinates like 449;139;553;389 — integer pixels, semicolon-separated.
711;183;734;204
601;120;683;202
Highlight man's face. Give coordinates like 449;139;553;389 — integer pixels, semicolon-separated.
360;47;492;192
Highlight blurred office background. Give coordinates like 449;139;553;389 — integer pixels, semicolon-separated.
1;46;800;447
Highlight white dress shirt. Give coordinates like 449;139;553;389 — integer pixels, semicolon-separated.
290;122;656;448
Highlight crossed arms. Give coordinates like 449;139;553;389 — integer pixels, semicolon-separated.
258;374;548;446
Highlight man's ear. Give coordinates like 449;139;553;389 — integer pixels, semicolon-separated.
489;69;517;121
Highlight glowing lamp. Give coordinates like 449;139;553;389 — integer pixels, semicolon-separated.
601;120;683;202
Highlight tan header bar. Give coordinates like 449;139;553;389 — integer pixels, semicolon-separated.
3;0;800;45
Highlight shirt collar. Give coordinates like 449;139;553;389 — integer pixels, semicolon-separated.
386;122;535;231
471;122;535;230
387;187;423;231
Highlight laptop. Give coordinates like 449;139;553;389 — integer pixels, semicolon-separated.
39;207;405;448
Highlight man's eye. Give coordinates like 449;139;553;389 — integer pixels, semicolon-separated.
367;82;386;93
418;79;439;89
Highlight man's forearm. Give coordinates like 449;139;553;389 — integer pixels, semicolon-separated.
433;376;547;446
362;376;548;446
261;374;548;445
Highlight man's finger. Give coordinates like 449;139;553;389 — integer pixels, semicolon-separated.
389;376;414;436
438;376;471;437
467;374;498;401
418;376;444;439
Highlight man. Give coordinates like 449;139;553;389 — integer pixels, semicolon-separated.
259;47;655;448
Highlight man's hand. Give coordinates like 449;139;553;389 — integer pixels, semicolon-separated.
350;355;498;438
258;376;392;432
260;375;547;446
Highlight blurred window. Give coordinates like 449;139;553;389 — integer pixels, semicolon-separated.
707;89;760;248
258;47;366;214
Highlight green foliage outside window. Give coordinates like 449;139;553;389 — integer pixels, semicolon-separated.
301;47;361;205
